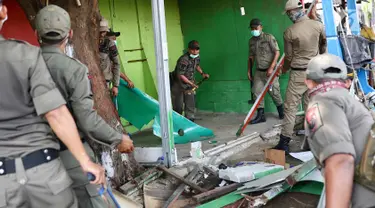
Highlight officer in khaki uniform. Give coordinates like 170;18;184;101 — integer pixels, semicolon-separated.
0;2;105;208
34;5;134;208
99;19;122;97
171;40;209;122
274;0;327;152
248;18;284;124
304;54;375;208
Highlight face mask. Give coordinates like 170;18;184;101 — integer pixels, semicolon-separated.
251;30;261;37
190;54;199;59
114;40;117;46
287;10;305;22
64;39;75;58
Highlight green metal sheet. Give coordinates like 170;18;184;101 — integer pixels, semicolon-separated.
117;79;215;144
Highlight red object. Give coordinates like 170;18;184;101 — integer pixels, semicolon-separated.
0;0;39;46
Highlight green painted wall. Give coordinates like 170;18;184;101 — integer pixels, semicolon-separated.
179;0;292;113
99;0;184;99
99;0;184;133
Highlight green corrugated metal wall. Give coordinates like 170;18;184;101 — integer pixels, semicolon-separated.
179;0;292;113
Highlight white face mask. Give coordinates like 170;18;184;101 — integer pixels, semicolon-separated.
0;6;7;27
190;54;199;59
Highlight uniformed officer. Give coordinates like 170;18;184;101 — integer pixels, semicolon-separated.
304;54;375;208
171;40;209;122
34;5;134;208
0;2;105;208
248;18;284;124
106;28;135;88
274;0;327;152
99;19;121;96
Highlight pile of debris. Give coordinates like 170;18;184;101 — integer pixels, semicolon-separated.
117;144;324;208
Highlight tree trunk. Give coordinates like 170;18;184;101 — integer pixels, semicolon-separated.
16;0;142;189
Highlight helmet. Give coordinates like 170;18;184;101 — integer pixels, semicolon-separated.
100;19;109;32
306;54;347;80
284;0;303;13
35;5;71;41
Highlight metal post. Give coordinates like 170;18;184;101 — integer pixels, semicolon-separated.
322;0;343;58
347;0;360;35
151;0;177;167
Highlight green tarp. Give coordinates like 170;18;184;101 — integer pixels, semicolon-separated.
116;79;215;144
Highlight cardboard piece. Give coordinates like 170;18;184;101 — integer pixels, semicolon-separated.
264;149;286;167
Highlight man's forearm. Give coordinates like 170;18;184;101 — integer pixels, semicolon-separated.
120;72;131;82
179;75;194;86
325;154;355;208
196;65;204;75
270;51;280;69
45;105;91;165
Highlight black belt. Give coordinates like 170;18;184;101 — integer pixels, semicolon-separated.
59;138;86;152
291;67;306;71
257;68;268;72
0;148;59;176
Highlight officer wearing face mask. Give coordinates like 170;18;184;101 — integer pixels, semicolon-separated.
304;54;375;208
248;18;284;124
171;40;209;122
273;0;327;152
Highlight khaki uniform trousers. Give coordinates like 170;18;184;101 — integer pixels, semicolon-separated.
253;70;283;108
60;142;115;208
0;157;78;208
281;70;309;138
171;83;196;120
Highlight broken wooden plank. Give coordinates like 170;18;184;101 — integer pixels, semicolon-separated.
157;165;207;193
193;183;244;203
163;167;200;208
120;168;162;196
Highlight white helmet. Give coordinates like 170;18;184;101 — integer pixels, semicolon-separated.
100;19;109;32
306;54;347;80
284;0;303;13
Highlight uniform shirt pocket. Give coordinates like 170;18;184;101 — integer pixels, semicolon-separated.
259;41;270;55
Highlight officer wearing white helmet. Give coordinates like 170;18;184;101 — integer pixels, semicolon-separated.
274;0;327;152
304;54;375;208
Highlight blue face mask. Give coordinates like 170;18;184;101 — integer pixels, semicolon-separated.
287;10;305;22
251;30;261;37
190;54;199;59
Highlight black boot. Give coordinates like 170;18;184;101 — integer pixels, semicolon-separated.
273;134;291;153
277;105;284;120
250;108;266;124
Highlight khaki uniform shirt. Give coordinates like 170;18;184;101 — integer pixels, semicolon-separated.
174;53;200;90
41;46;122;148
249;32;280;70
284;16;327;70
0;35;66;158
99;37;120;87
305;87;375;208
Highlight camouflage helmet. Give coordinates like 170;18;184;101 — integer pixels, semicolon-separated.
100;19;109;32
306;54;347;81
35;5;71;41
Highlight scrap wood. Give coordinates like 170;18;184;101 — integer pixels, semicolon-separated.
163;167;200;208
120;167;162;196
193;183;244;203
157;165;207;193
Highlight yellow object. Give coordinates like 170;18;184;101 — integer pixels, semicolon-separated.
361;25;375;41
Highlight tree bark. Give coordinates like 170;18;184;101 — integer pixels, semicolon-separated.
16;0;142;189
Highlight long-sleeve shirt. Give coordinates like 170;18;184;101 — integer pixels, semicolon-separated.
99;38;121;87
42;46;122;149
